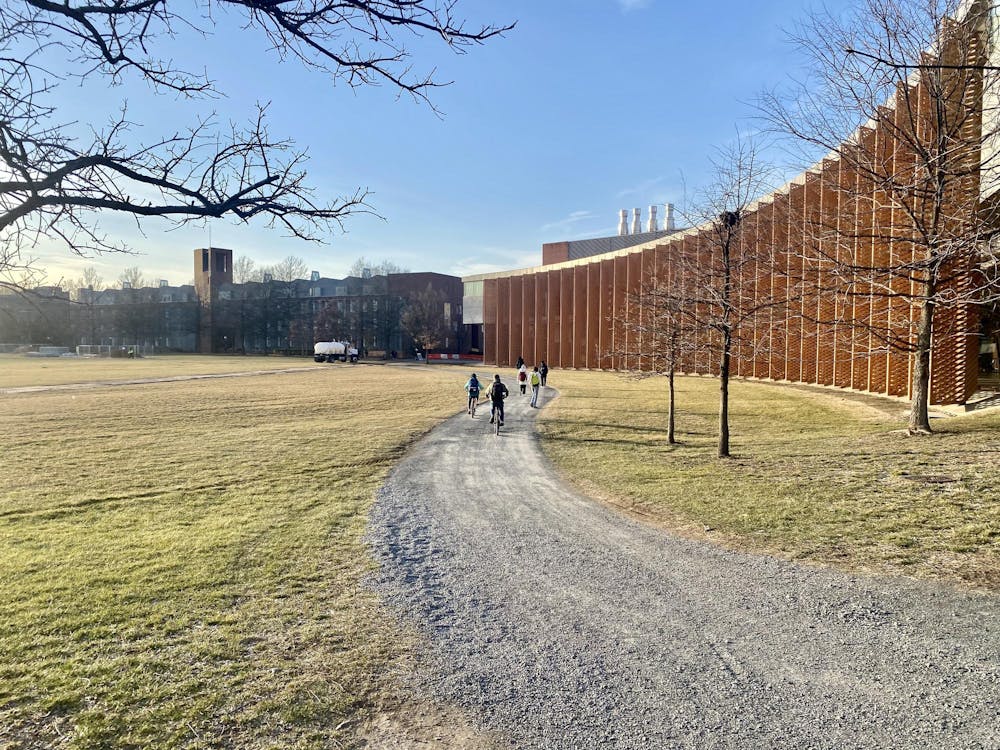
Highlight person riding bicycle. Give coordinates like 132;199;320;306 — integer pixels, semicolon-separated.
488;374;508;426
465;373;482;414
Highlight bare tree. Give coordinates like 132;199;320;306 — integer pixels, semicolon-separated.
233;256;257;284
1;1;512;287
761;0;1000;433
117;266;146;289
67;266;105;300
616;291;690;445
269;255;309;282
401;284;449;357
348;257;410;277
663;137;784;458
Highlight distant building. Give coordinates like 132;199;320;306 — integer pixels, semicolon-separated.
0;249;465;357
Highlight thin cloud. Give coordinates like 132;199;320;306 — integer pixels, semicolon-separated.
616;176;669;200
617;0;652;11
451;249;540;277
540;210;595;234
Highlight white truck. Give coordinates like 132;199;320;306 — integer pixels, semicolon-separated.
313;341;358;363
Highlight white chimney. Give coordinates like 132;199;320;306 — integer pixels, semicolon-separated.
618;209;629;236
664;203;676;231
631;207;641;235
647;205;658;233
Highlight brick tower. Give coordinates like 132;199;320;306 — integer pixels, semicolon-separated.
193;247;233;353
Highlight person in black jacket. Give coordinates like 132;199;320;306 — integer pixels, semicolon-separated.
488;374;509;425
539;360;549;386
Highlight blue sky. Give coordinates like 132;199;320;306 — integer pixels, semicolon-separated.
37;0;831;287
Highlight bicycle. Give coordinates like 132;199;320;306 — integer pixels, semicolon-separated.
468;392;479;418
490;400;505;435
486;375;508;436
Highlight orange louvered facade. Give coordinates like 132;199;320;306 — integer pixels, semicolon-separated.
472;3;996;405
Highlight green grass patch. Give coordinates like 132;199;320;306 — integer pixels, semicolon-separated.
538;371;1000;590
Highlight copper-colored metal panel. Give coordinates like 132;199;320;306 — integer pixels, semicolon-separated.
560;268;573;367
483;278;498;365
496;276;511;367
547;271;560;367
573;265;588;368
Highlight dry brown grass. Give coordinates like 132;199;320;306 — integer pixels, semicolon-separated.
0;353;311;389
537;370;1000;591
0;360;470;749
3;357;996;749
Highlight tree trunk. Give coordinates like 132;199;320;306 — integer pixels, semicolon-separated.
667;366;676;444
908;295;935;434
718;333;731;458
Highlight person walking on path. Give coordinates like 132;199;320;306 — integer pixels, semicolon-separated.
517;364;528;395
539;361;549;386
529;367;541;407
488;374;508;425
515;355;524;370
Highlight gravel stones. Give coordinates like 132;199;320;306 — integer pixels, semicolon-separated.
367;388;1000;749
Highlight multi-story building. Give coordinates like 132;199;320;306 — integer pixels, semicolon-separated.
0;249;465;357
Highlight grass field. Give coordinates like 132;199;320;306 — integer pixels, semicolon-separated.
0;354;313;389
1;357;997;748
0;359;464;749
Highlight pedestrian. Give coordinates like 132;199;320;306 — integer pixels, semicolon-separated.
539;360;549;386
529;366;541;407
516;355;524;370
517;363;528;394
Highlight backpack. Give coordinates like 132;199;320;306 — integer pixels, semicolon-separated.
518;370;527;382
468;377;480;394
491;381;506;400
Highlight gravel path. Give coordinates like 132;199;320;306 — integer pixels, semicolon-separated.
368;381;1000;749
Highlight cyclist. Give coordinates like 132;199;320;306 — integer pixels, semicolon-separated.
488;374;509;426
465;373;482;415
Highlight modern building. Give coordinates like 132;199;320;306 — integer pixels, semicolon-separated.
464;7;1000;405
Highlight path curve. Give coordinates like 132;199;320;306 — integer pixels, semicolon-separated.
368;380;1000;749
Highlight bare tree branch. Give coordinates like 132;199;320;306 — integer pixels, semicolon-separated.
1;0;514;264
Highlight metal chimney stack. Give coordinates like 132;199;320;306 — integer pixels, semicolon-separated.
664;203;675;231
631;207;641;235
618;209;629;236
647;205;658;233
